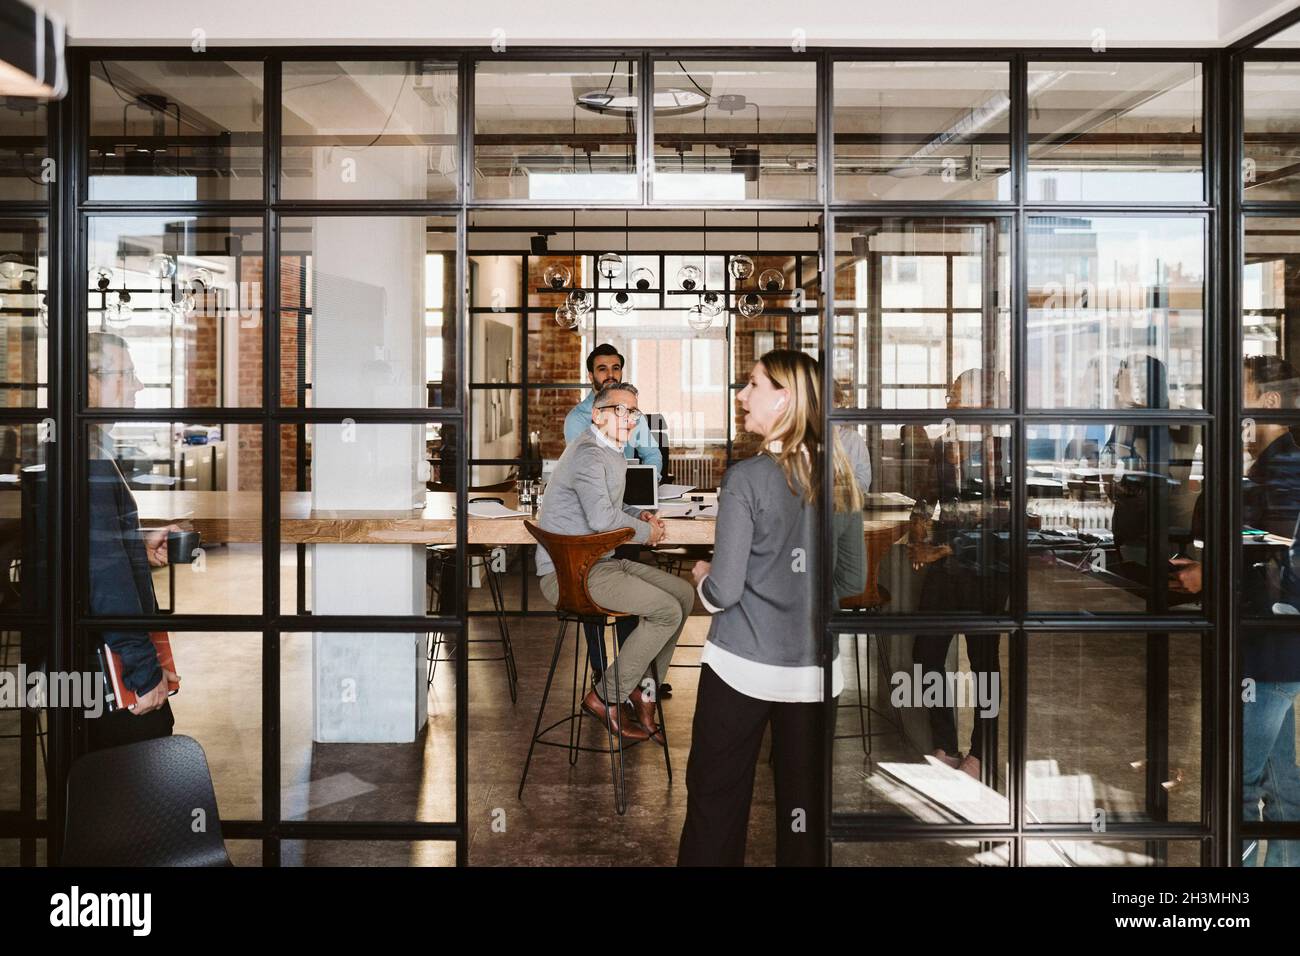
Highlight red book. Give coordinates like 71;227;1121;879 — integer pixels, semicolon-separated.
98;632;180;712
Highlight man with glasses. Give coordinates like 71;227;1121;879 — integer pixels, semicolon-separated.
85;331;183;751
564;344;666;690
564;343;664;477
536;380;694;743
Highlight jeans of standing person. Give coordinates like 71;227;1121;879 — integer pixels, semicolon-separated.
678;664;835;866
911;632;1001;761
1243;681;1300;867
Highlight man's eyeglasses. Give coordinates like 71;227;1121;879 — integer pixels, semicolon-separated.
596;403;642;424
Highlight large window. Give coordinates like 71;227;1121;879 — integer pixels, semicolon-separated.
0;42;1270;871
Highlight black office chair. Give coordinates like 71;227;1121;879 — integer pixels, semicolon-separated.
61;735;232;867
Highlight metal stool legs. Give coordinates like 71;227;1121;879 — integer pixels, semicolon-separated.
518;614;669;815
427;552;518;703
834;633;900;755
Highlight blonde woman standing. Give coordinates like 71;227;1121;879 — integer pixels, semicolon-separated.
677;349;865;867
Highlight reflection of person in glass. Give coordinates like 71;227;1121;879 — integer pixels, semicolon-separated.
678;350;864;866
86;332;182;751
1170;355;1300;865
909;369;1008;779
1102;353;1198;597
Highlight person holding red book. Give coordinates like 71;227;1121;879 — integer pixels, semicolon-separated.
85;332;182;751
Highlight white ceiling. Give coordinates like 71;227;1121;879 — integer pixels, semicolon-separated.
41;0;1300;48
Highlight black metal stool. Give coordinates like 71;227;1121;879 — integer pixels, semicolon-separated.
837;572;899;755
519;522;671;815
426;543;518;703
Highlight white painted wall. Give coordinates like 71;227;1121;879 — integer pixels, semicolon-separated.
52;0;1300;49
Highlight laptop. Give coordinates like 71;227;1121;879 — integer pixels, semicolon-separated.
623;464;659;511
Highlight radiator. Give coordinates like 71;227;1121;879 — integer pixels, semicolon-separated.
670;454;714;490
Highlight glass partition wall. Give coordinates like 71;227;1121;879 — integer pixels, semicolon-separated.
0;40;1281;867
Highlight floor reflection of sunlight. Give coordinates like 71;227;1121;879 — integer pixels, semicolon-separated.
877;755;1009;824
972;841;1155;866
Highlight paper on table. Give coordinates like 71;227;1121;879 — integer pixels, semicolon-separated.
656;503;695;518
657;483;696;500
466;500;530;518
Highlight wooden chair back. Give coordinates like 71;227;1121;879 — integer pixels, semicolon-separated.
525;521;633;618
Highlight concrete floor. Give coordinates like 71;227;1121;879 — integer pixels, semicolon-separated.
0;544;1225;866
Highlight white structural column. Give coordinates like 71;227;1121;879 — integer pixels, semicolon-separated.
307;117;429;743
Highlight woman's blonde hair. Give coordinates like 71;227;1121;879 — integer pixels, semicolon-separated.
755;349;862;513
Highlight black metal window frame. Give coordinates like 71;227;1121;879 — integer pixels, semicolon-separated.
1;25;1294;865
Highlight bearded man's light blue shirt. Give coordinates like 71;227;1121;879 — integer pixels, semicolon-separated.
563;390;664;478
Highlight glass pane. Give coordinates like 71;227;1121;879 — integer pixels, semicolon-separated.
1241;635;1300;842
1025;839;1201;866
1244;62;1300;201
1027;422;1203;614
470;253;523;310
471;387;523;460
834;422;1011;616
279;216;456;409
1239;416;1300;619
282;61;458;202
88;60;264;202
224;840;262;866
833;632;1010;822
86;216;264;408
834;218;1010;411
1027;216;1205;410
0;217;47;408
1028;62;1202;203
1026;632;1203;825
474;60;638;201
0;628;48;821
1243;218;1300;409
1242;838;1300;867
653;60;817;202
833;61;1011;201
278;423;459;616
0;839;46;866
281;631;456;822
85;630;263;818
0;96;47;201
282;840;454;866
472;317;523;386
85;421;263;618
832;841;1009;866
0;424;51;614
529;387;586;466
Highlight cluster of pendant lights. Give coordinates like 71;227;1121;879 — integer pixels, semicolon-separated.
0;255;46;328
549;252;785;333
91;254;213;328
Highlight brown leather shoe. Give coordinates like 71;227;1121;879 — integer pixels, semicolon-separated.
629;687;664;745
582;689;649;742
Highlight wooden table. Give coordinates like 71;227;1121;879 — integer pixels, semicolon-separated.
128;492;913;584
129;490;721;546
